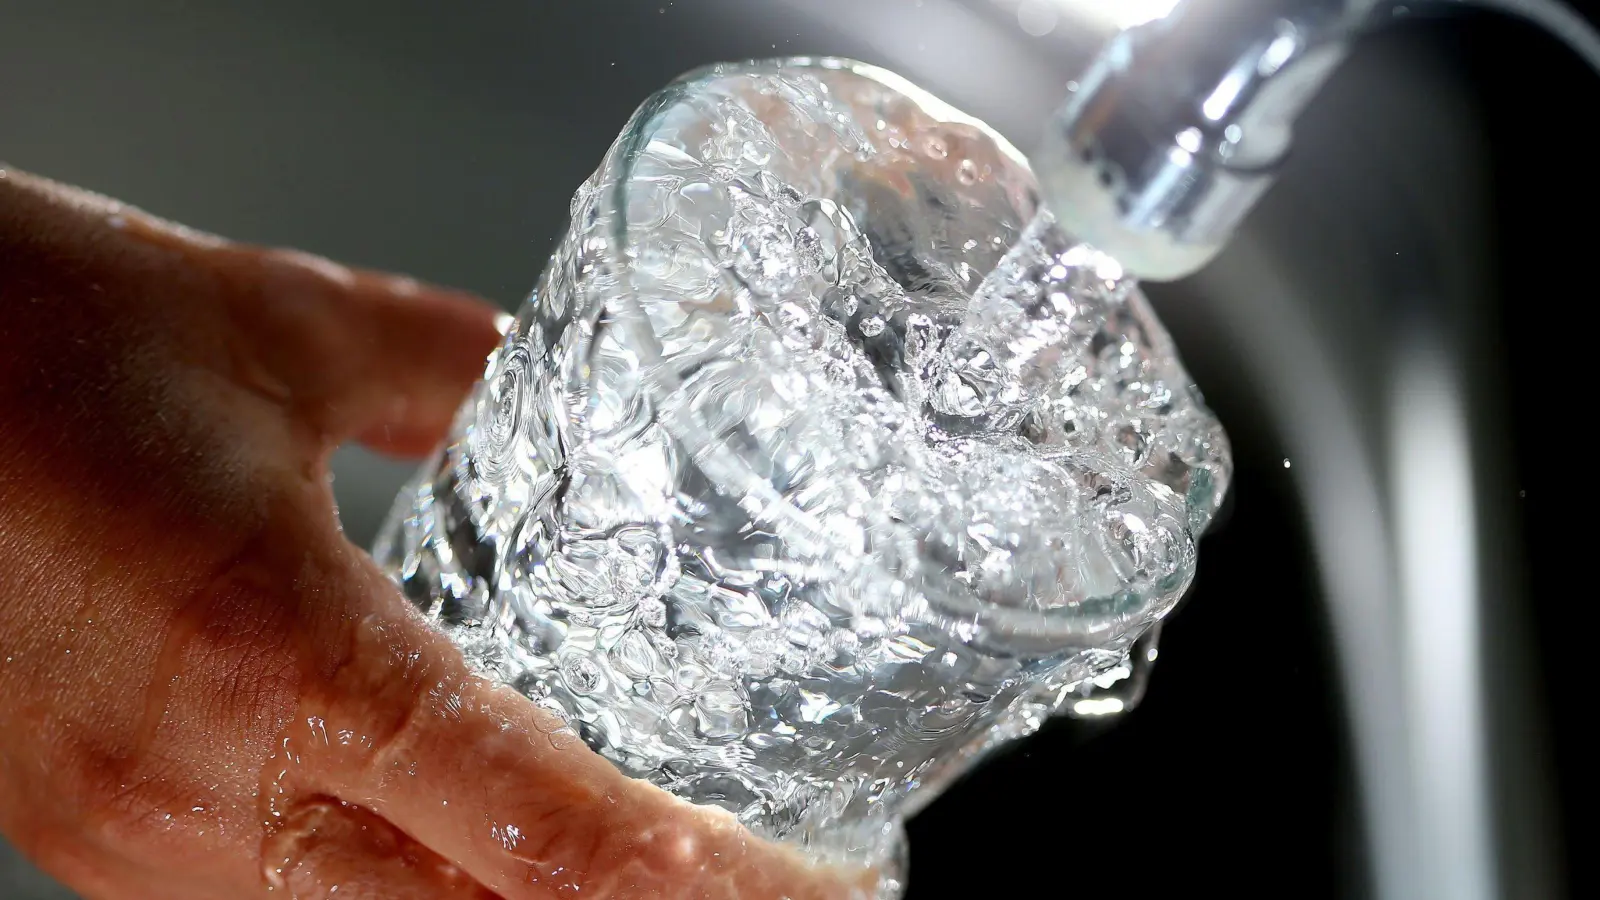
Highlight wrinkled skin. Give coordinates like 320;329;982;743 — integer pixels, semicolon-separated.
0;167;870;900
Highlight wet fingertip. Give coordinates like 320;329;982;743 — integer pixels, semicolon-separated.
358;270;504;328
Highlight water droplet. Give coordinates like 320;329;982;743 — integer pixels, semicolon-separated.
561;657;603;695
637;595;668;628
1016;0;1060;36
695;684;749;739
796;687;843;724
794;225;825;271
1065;625;1164;719
1110;420;1152;467
613;630;662;679
731;221;800;296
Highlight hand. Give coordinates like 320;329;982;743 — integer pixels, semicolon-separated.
0;166;870;900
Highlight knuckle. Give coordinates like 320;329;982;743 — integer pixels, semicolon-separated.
317;613;452;792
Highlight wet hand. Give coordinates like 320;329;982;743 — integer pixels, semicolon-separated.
0;167;870;900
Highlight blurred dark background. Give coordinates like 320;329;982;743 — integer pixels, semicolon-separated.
2;1;1589;897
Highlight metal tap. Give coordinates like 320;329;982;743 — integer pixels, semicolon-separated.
1035;0;1600;281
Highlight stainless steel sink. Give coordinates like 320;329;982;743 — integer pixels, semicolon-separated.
0;2;1581;897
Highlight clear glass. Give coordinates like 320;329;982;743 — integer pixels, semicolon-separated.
375;57;1231;890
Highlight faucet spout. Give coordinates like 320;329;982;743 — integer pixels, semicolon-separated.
1034;0;1600;282
1034;0;1374;281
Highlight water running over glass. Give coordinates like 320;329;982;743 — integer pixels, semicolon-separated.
375;57;1232;895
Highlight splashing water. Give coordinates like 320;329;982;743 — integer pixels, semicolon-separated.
375;58;1231;889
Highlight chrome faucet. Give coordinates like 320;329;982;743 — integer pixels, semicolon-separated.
1036;0;1600;281
1027;7;1598;899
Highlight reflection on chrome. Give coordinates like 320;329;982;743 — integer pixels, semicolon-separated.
1393;336;1492;900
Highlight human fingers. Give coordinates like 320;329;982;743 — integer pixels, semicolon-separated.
276;551;876;900
266;799;503;900
0;165;503;461
1;166;875;899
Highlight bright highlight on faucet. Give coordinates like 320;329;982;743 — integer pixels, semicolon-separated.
1058;0;1182;29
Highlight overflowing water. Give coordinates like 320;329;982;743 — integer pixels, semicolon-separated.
375;58;1231;888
